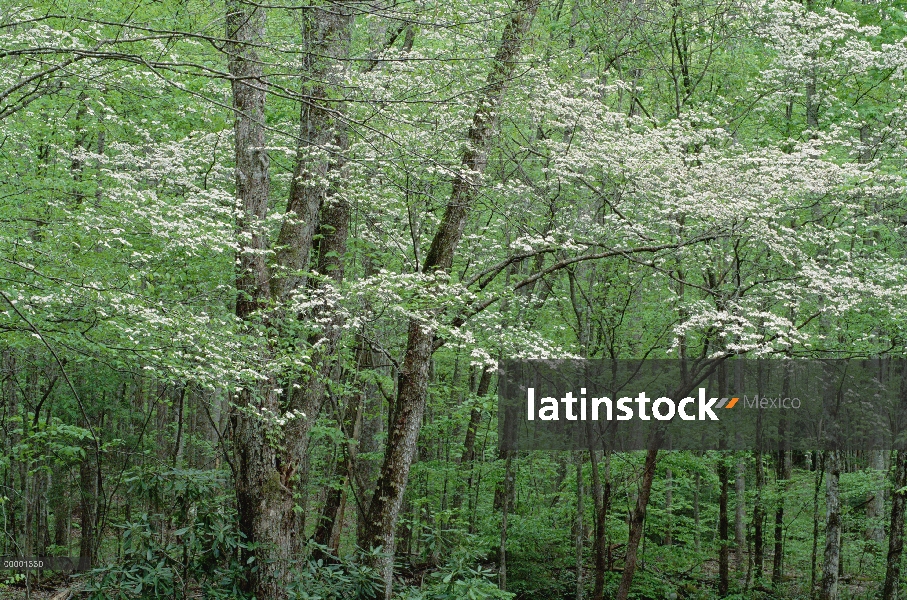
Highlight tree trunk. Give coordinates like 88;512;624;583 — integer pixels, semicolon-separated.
292;177;352;535
772;369;790;586
453;367;492;513
226;0;355;593
462;369;492;464
51;464;69;551
866;449;886;545
820;450;842;600
615;434;660;600
172;384;186;466
735;457;745;569
772;489;784;584
359;319;435;595
78;448;97;567
719;453;730;595
226;2;297;596
575;452;584;600
589;443;609;600
883;361;907;600
664;467;672;547
312;337;368;555
753;368;765;581
499;454;512;592
227;0;271;322
279;3;354;481
359;3;539;596
272;4;353;301
694;470;701;552
810;452;825;596
883;448;907;600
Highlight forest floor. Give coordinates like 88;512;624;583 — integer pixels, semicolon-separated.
1;589;71;600
0;574;78;600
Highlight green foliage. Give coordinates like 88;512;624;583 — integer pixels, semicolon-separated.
82;468;251;599
396;552;514;600
7;413;92;467
285;545;384;600
3;0;907;597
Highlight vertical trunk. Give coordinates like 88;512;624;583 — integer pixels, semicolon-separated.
23;426;33;562
718;361;731;594
271;4;351;300
78;449;97;566
227;0;271;321
753;464;764;580
820;450;842;600
753;366;765;580
615;434;661;600
453;367;491;512
20;376;35;565
693;470;701;552
94;411;106;551
773;370;790;586
589;444;609;600
292;178;352;536
359;3;539;596
312;338;367;555
493;449;516;513
1;352;15;557
52;464;69;551
772;493;784;585
310;395;362;554
719;453;730;595
735;458;745;569
493;386;517;516
37;468;50;558
866;449;886;545
231;386;297;598
172;384;186;466
883;448;907;600
359;319;434;595
884;362;907;599
499;454;512;592
279;4;355;477
228;0;353;593
465;367;493;463
664;467;672;547
810;452;825;595
575;452;584;600
226;2;296;596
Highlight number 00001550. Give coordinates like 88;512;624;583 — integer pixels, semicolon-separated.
3;560;43;568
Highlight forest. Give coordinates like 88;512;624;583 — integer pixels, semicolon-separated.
2;0;907;598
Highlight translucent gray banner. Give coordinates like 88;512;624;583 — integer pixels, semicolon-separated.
497;359;907;451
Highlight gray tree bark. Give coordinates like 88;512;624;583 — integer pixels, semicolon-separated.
226;3;297;596
882;361;907;600
718;452;730;595
883;449;907;600
735;457;745;569
866;449;886;545
576;452;584;600
358;3;540;596
615;435;661;600
820;450;842;600
589;443;610;600
226;1;354;595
